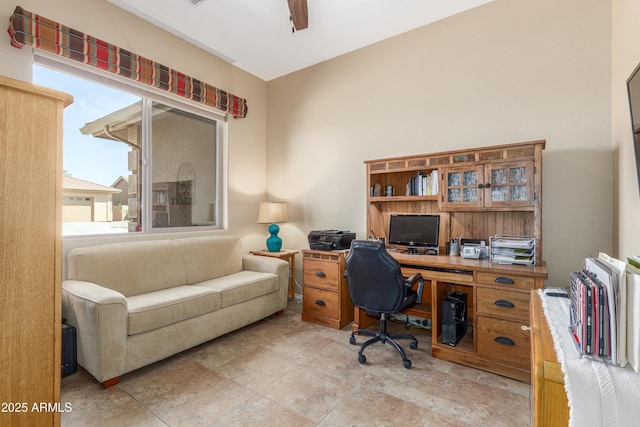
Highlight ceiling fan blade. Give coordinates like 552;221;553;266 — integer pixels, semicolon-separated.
287;0;308;30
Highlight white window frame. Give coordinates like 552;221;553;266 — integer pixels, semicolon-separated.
34;52;228;236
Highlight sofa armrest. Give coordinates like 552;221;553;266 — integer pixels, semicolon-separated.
242;254;287;274
61;280;128;383
242;254;289;300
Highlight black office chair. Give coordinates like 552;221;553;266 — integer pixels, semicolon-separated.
345;240;424;369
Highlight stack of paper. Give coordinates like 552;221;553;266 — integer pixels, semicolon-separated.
489;235;535;266
627;256;640;372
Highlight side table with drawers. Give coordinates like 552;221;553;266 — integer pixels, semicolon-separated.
301;249;354;329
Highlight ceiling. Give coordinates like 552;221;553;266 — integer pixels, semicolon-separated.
108;0;493;81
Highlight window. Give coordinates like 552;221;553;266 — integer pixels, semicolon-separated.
34;60;225;236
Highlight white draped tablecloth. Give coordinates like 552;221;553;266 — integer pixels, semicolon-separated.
539;289;640;427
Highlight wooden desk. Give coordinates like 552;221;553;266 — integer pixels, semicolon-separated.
530;291;569;426
353;252;548;382
250;249;299;300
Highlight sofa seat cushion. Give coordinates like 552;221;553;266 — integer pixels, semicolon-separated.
197;271;279;308
127;286;220;335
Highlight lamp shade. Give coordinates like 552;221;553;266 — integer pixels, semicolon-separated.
257;202;288;252
257;202;289;224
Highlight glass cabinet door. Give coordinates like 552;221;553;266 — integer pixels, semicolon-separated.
484;161;534;208
441;166;484;208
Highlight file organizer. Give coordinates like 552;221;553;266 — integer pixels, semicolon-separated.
489;235;535;266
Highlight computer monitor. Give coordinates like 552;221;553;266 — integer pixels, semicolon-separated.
387;214;440;253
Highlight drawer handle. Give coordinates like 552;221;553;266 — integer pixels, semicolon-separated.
494;276;515;285
495;336;515;346
494;299;515;308
315;271;326;278
521;325;531;331
315;299;326;306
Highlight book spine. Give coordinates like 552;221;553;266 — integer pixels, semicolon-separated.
569;271;582;350
582;270;610;360
585;280;593;354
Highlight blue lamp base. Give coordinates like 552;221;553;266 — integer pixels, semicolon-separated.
266;223;282;252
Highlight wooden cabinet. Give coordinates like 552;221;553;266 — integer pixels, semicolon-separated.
0;75;72;426
361;141;547;382
429;260;545;382
530;291;569;425
365;140;545;264
440;164;485;208
301;250;353;329
441;160;535;209
351;253;547;382
476;284;532;370
484;161;535;208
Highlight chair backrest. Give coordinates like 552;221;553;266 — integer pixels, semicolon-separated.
345;240;407;314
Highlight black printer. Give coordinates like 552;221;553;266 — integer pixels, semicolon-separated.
308;230;356;251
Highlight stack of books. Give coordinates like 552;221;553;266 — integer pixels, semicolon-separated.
568;253;640;369
407;170;438;196
489;235;535;266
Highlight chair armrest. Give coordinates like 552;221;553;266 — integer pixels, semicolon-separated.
61;280;128;383
405;273;424;304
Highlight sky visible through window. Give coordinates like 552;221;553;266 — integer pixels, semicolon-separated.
34;65;139;187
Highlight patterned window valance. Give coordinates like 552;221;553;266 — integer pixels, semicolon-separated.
7;6;248;118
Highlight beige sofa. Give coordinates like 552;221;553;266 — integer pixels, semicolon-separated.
61;235;288;387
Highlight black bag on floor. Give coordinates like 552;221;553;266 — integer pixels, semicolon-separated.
61;322;77;377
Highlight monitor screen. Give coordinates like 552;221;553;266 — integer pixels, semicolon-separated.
388;214;440;248
626;62;640;195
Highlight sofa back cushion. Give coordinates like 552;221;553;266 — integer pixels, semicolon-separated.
67;240;187;296
173;235;244;285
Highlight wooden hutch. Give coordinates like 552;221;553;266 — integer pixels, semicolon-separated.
357;140;548;382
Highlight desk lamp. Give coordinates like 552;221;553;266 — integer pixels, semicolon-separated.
257;202;289;252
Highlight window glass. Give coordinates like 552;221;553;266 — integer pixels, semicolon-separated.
151;102;217;228
33;63;222;236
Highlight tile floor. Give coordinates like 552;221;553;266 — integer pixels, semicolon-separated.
61;301;531;426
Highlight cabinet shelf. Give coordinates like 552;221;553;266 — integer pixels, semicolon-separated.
435;332;474;353
369;195;439;202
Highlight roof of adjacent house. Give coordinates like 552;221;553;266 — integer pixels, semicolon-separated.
111;176;129;187
63;176;121;193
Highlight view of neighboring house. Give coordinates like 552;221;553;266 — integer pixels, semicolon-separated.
111;176;129;221
62;175;121;222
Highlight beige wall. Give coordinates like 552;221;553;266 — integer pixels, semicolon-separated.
612;0;640;259
267;0;613;285
0;0;269;270
1;0;628;287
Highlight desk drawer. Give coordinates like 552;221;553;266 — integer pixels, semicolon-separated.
476;272;534;290
402;266;474;283
476;287;530;321
477;315;530;368
304;260;340;291
303;287;339;320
